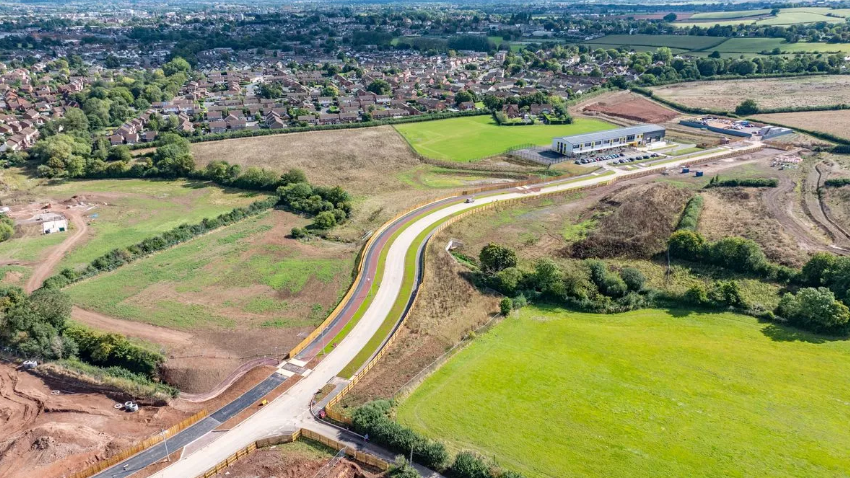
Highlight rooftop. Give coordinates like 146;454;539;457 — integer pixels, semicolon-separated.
555;124;665;145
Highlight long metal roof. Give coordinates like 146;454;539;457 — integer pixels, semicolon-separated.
555;124;665;145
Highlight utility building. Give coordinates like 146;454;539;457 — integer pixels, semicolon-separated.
552;124;666;157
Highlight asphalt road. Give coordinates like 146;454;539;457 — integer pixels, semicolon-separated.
100;143;755;478
93;374;286;478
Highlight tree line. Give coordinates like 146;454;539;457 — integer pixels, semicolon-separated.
0;286;175;397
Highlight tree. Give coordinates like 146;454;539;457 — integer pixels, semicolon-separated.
367;79;391;95
668;230;705;258
281;168;308;185
709;51;722;59
162;57;191;76
735;99;759;115
104;55;120;69
499;297;513;316
107;146;132;163
455;90;474;105
798;252;835;287
313;211;337;229
0;216;14;242
479;243;517;273
663;13;678;22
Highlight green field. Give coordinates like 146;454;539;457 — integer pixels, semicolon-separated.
66;211;355;330
689;9;771;20
44;179;264;271
398;306;850;478
394;116;614;162
0;232;67;263
582;34;726;51
676;7;850;28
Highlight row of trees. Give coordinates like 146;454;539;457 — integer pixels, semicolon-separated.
42;197;279;290
352;400;524;478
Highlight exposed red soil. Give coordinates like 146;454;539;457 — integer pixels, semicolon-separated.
583;96;679;124
219;447;380;478
0;361;192;478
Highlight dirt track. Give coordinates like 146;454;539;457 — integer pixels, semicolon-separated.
25;210;88;293
71;307;193;347
761;173;843;255
802;162;850;252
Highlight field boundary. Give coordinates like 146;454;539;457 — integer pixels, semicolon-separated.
68;410;208;478
195;428;389;478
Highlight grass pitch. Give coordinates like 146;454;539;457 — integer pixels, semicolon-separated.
397;306;850;478
394;116;614;162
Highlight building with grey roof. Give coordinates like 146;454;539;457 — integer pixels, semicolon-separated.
552;124;666;157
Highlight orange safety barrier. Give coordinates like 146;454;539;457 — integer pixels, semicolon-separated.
67;410;208;478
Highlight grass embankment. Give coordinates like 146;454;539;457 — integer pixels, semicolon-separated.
398;306;850;478
394;116;615;162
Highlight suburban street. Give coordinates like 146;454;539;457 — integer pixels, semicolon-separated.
111;143;757;478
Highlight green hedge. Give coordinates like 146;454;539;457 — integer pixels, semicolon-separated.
676;194;704;231
825;178;850;187
705;177;779;188
64;325;165;379
42;197;278;290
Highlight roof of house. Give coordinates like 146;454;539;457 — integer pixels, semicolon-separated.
555;124;665;145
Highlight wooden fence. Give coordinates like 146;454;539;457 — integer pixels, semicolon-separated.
67;410;208;478
321;142;764;420
197;428;389;478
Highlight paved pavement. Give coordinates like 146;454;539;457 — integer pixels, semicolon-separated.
105;144;758;478
93;374;286;478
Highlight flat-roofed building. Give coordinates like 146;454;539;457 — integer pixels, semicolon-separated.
552;124;666;157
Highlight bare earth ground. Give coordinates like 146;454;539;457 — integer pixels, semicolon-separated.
754;110;850;141
25;209;88;292
0;362;192;478
581;91;680;123
217;440;381;478
650;76;850;111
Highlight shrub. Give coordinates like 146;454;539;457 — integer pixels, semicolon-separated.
735;99;760;115
777;287;850;333
668;230;705;258
447;452;490;478
620;267;646;292
291;227;307;239
499;297;513;316
351;400;449;470
824;178;850;187
705;177;778;188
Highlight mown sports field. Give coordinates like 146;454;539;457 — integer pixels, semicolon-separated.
397;306;850;478
394;115;614;162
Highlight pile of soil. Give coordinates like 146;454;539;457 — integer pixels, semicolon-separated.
221;447;380;478
0;362;190;478
568;184;691;259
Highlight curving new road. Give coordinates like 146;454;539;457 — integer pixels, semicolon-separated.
97;142;758;478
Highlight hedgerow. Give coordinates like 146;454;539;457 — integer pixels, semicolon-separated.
676;194;704;231
41;197;278;290
705;176;779;188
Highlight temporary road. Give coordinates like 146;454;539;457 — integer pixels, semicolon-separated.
96;142;758;478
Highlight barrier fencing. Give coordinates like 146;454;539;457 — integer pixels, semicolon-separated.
197;428;389;478
321;142;764;420
67;410;208;478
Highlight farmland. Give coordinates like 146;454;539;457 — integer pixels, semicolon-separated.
583;34;850;57
674;7;850;28
650;76;850;111
397;306;850;478
394;115;614;162
753;110;850;142
581;92;680;123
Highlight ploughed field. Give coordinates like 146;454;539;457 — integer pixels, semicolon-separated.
397;306;850;478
